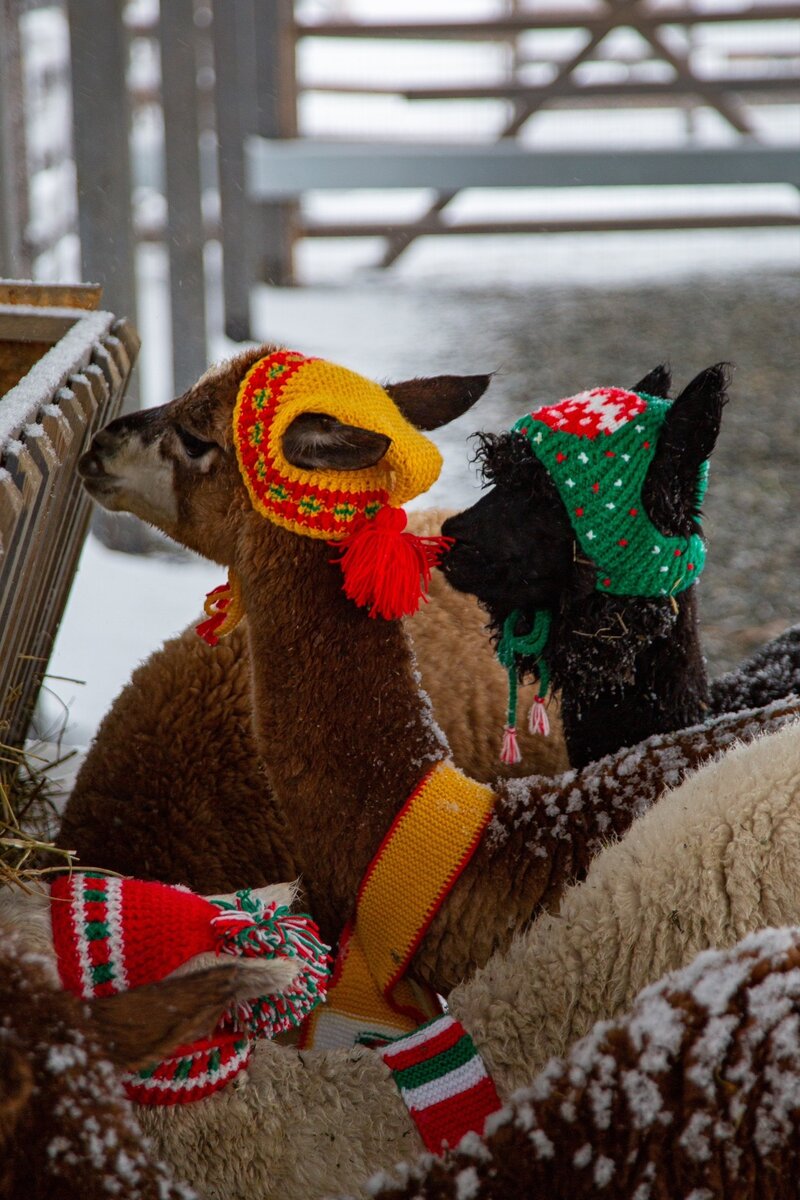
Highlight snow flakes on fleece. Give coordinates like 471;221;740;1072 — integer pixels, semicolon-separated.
485;697;800;864
370;926;800;1199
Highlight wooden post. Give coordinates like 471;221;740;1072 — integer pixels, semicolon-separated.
67;0;138;404
253;0;297;285
212;0;256;341
0;0;30;278
160;0;208;392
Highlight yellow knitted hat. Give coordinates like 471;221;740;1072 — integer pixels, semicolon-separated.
197;350;451;642
233;350;443;540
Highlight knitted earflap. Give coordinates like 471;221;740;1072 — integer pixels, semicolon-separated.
197;349;450;638
495;386;710;762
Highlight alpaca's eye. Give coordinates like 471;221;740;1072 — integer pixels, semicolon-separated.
176;426;216;459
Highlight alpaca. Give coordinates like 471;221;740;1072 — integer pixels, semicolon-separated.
0;925;240;1200
69;345;800;1001
441;364;800;767
58;510;568;896
9;718;800;1200
368;926;800;1200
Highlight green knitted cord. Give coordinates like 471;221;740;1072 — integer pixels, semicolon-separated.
497;608;552;727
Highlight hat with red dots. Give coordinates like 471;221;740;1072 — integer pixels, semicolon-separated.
497;387;708;764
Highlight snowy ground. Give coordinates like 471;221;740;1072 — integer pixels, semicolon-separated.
24;0;800;755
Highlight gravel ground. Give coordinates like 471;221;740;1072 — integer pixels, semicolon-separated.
106;265;800;677
367;267;800;675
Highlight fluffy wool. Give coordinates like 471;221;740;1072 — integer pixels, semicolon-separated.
59;511;567;896
11;718;800;1199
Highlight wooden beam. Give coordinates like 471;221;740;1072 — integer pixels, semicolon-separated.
296;8;800;40
305;74;800;102
247;141;800;197
300;213;800;238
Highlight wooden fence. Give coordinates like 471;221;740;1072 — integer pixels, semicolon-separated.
0;1;798;390
0;282;138;754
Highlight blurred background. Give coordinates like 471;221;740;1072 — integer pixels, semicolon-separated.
1;0;798;764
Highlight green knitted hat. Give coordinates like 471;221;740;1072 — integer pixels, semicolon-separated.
497;386;709;763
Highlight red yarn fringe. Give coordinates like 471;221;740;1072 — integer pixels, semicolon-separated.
332;507;453;621
500;724;522;765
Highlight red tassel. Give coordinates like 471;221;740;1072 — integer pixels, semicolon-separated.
500;725;522;765
528;696;551;738
332;507;453;620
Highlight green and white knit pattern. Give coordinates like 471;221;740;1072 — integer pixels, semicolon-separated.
513;388;708;598
379;1015;502;1153
72;873;129;997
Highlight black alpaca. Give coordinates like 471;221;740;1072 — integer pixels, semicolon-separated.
442;364;800;768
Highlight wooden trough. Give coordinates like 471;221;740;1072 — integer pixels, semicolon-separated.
0;281;138;757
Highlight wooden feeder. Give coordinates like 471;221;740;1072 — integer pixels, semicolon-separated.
0;281;139;757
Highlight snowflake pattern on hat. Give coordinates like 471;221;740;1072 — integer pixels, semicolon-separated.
531;387;647;439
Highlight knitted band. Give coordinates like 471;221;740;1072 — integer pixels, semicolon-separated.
123;1034;251;1106
299;763;496;1051
379;1016;502;1154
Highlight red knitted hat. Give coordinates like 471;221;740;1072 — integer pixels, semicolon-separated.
49;873;330;1105
50;873;219;998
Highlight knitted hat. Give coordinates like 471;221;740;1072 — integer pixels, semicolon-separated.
198;349;452;641
234;350;443;538
50;873;330;1105
497;387;709;763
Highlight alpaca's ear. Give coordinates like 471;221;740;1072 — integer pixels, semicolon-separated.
631;364;671;399
90;965;239;1070
384;374;491;430
282;413;391;471
643;362;729;533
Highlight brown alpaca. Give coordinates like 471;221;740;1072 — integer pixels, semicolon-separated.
71;346;800;994
59;510;568;895
0;926;239;1200
368;927;800;1200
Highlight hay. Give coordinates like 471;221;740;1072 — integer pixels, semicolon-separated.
0;735;76;892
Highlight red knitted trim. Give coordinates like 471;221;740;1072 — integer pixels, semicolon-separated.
380;1018;463;1074
414;1076;501;1153
235;350;389;537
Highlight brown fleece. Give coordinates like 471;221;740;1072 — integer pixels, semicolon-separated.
59;510;567;895
370;928;800;1200
228;510;800;989
0;930;228;1200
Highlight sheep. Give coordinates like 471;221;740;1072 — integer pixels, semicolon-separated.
0;924;239;1200
11;719;800;1200
367;925;800;1200
58;509;568;896
441;364;800;767
68;344;800;1000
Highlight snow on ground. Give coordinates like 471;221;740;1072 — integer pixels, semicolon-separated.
43;534;219;748
45;223;799;750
